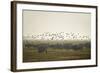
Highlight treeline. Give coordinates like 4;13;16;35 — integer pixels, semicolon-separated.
23;40;91;53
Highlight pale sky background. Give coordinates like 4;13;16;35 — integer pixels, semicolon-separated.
23;10;91;37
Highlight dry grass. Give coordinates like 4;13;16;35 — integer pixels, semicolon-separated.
23;48;90;62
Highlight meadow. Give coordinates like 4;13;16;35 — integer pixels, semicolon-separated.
23;40;91;62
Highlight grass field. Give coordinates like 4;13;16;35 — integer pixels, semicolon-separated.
23;40;91;62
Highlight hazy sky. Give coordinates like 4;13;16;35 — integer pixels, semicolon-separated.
23;10;91;37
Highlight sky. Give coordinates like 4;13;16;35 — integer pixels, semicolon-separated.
23;10;91;38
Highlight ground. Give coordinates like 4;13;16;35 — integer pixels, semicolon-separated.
23;40;91;62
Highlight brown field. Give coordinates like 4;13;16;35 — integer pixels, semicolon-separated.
23;48;90;62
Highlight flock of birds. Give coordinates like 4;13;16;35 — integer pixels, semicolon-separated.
23;32;90;40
